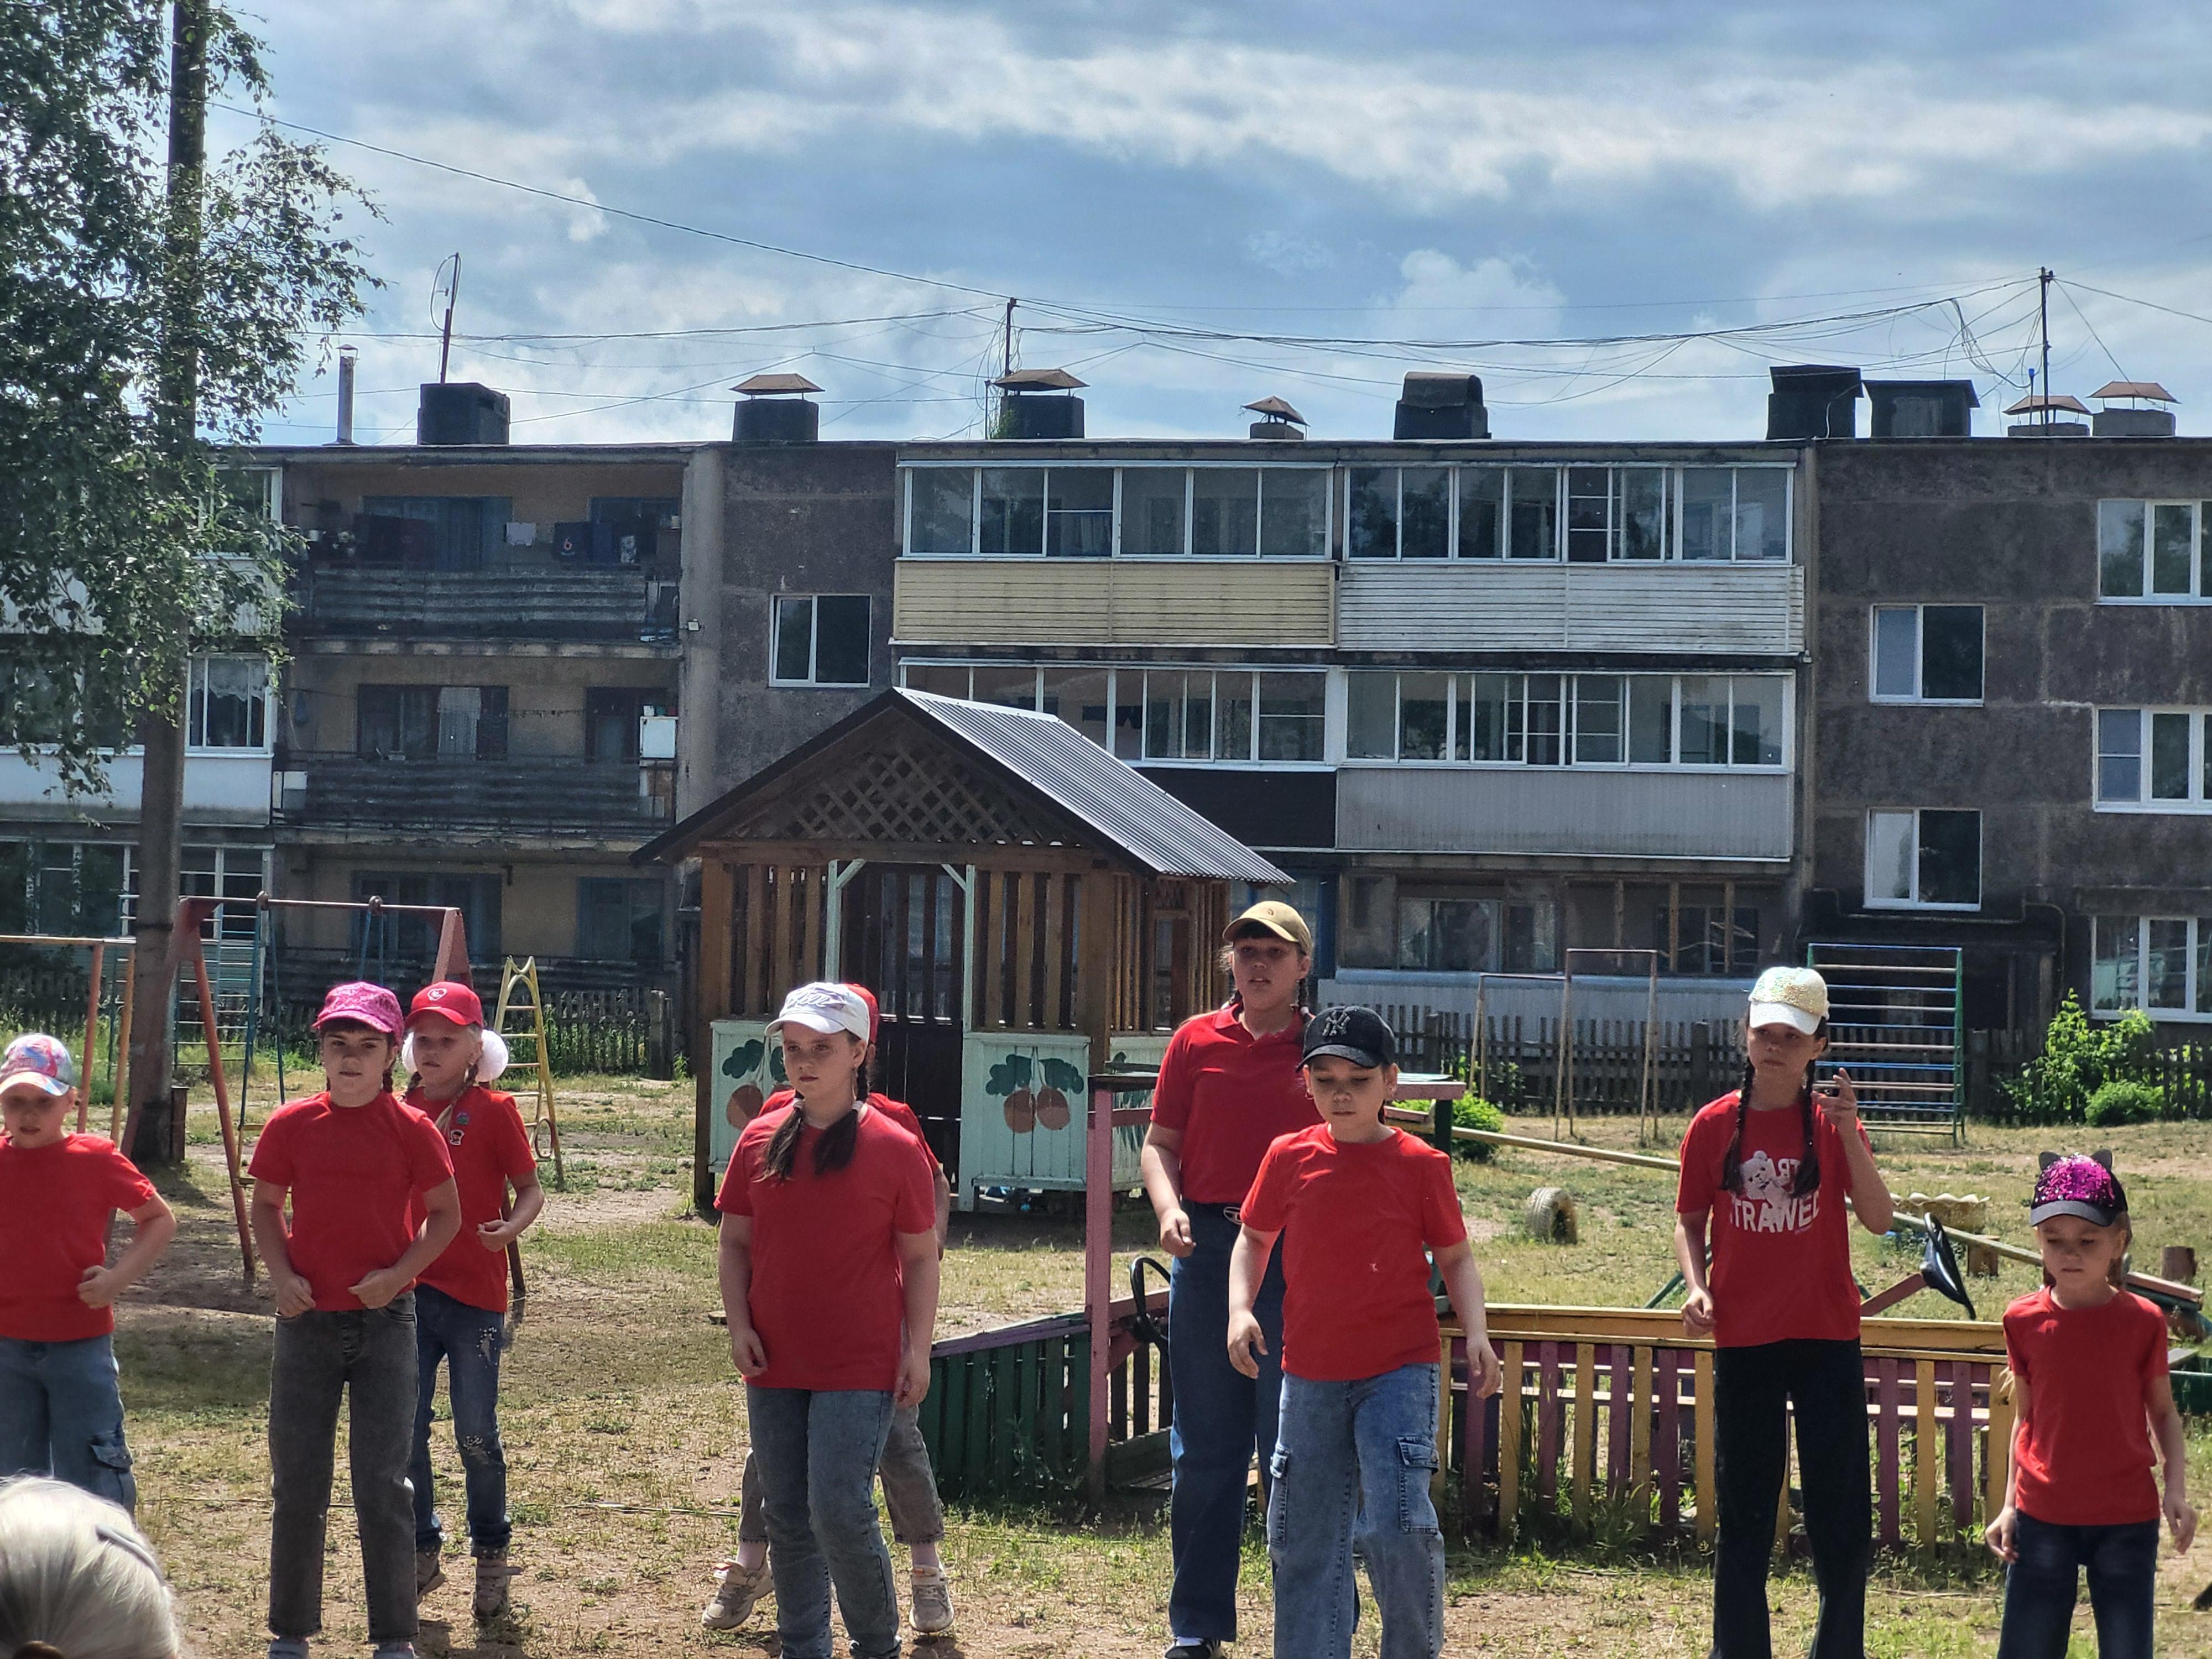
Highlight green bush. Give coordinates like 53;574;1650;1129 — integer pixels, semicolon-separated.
2000;995;2162;1124
1451;1093;1506;1161
2086;1078;2165;1126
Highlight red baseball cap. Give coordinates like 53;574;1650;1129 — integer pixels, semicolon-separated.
844;984;880;1043
408;981;485;1030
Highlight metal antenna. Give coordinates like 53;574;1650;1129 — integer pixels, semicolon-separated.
434;253;462;383
2038;267;2053;429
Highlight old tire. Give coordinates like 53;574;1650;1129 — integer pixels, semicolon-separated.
1525;1186;1578;1245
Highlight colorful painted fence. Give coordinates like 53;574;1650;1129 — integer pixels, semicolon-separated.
1439;1307;2012;1554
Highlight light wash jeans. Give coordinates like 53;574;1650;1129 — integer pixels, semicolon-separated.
747;1383;901;1659
0;1333;137;1511
739;1400;942;1546
409;1284;512;1556
1266;1361;1443;1659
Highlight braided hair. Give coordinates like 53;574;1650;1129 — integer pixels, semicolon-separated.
1719;1025;1828;1197
762;1103;861;1181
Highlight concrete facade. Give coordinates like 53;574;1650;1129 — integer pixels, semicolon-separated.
1806;436;2212;1030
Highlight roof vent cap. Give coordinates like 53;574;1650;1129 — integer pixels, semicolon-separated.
1392;371;1488;440
732;373;822;444
1244;395;1307;440
992;368;1086;439
1865;379;1978;437
2004;392;2091;439
1766;364;1861;440
2090;381;2178;438
417;381;509;445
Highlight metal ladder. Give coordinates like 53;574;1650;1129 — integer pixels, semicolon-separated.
495;956;564;1187
1805;942;1963;1140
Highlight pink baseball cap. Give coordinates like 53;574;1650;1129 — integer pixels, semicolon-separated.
312;982;404;1038
1;1032;77;1097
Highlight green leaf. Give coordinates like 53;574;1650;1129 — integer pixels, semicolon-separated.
723;1038;763;1080
985;1053;1034;1097
1041;1057;1084;1093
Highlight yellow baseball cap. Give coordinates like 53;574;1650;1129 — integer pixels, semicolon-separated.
1748;966;1829;1035
1224;900;1313;955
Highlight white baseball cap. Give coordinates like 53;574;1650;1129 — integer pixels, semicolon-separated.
769;982;872;1041
1747;966;1829;1035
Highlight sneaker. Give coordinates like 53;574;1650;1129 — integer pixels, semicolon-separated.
909;1564;954;1639
473;1551;519;1624
266;1642;310;1659
371;1646;417;1659
414;1547;444;1601
1164;1644;1222;1659
701;1558;771;1630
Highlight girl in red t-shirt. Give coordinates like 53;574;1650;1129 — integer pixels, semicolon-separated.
716;982;938;1659
399;981;542;1625
1986;1154;2193;1659
1673;967;1895;1659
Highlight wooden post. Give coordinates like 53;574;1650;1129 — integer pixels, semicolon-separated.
1913;1359;1939;1553
2163;1246;2198;1284
1085;1079;1113;1504
1629;1346;1654;1514
1984;1368;2015;1530
1571;1341;1596;1531
79;942;103;1134
431;908;471;985
1498;1340;1524;1541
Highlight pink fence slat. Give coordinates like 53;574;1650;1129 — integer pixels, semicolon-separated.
1656;1350;1682;1529
1457;1337;1489;1535
1607;1344;1631;1496
1536;1343;1562;1504
1875;1358;1902;1547
1947;1361;1976;1533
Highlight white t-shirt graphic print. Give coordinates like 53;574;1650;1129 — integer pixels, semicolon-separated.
1729;1149;1820;1234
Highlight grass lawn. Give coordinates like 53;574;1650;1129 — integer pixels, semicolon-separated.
100;1079;2212;1657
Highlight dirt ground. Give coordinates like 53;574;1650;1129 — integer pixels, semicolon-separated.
103;1082;2212;1657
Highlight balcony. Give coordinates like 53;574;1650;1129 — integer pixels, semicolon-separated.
1338;765;1793;861
0;749;271;826
296;562;679;647
275;753;673;844
892;559;1334;648
1337;562;1804;655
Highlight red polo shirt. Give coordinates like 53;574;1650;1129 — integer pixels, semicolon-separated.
1150;1004;1318;1206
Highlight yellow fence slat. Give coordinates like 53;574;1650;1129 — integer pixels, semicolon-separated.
1499;1340;1525;1542
1914;1358;1939;1553
1693;1350;1717;1543
1630;1346;1654;1513
1985;1368;2015;1526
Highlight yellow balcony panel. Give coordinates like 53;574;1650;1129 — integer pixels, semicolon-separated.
893;559;1334;647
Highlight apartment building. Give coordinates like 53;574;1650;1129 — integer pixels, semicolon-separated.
1807;381;2212;1032
250;387;695;988
877;375;1812;1013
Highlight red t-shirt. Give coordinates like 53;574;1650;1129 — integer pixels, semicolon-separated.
716;1102;936;1391
1150;1005;1318;1205
2004;1287;2168;1527
763;1089;941;1173
1241;1124;1468;1383
1674;1092;1870;1349
0;1134;158;1342
405;1085;535;1313
248;1091;455;1312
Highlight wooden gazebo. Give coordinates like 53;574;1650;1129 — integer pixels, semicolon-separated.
638;689;1287;1210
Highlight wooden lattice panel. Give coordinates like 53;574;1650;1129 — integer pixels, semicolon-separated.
737;733;1071;849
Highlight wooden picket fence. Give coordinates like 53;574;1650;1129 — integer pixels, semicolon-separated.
540;987;679;1079
1442;1308;2011;1554
1964;1027;2212;1121
1369;1006;1745;1116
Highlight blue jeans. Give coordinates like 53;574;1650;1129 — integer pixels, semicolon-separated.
409;1285;511;1556
1167;1203;1286;1645
0;1333;136;1511
1996;1512;2159;1659
1267;1363;1443;1659
747;1384;901;1659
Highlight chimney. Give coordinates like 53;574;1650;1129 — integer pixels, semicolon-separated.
2090;381;2179;438
992;368;1086;439
2004;392;2090;438
732;373;823;444
1766;365;1861;440
1244;396;1307;441
333;346;357;446
1392;372;1488;439
1865;379;1978;437
416;381;509;445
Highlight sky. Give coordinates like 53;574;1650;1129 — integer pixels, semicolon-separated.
227;1;2212;448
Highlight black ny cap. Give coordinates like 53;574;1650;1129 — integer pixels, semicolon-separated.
1302;1005;1396;1070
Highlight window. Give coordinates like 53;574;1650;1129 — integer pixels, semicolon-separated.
578;878;665;963
1507;468;1558;560
358;685;506;759
1143;672;1215;761
351;870;501;965
904;465;1330;559
118;843;266;938
358;496;510;570
1254;672;1326;761
1653;901;1760;975
2094;914;2212;1020
1870;606;1984;703
187;657;269;749
2095;708;2212;808
1349;463;1783;562
588;497;680;567
1393;893;1557;972
583;688;662;763
2098;499;2212;601
1352;670;1787;768
770;595;870;686
0;841;127;937
1866;808;1981;909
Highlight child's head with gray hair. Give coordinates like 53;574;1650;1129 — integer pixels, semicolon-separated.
0;1478;178;1658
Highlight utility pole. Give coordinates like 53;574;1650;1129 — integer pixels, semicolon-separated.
2038;267;2053;430
435;252;461;383
127;0;209;1167
995;296;1015;435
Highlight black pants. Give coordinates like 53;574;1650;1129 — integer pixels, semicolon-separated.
1712;1338;1869;1659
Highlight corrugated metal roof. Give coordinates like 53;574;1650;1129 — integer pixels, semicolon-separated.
902;690;1287;883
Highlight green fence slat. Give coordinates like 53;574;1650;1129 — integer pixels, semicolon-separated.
1041;1335;1068;1470
1014;1340;1040;1480
990;1347;1020;1495
937;1357;967;1503
965;1352;992;1496
1068;1332;1091;1476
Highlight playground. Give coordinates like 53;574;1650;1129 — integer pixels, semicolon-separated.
64;1074;2212;1659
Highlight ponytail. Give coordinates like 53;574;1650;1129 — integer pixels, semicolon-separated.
761;1103;862;1181
1718;1052;1823;1197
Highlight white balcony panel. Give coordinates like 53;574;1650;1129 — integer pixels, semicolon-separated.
0;751;273;823
1337;563;1804;654
1337;765;1792;859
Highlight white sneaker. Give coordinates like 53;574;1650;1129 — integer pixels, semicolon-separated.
701;1558;771;1630
909;1564;955;1639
